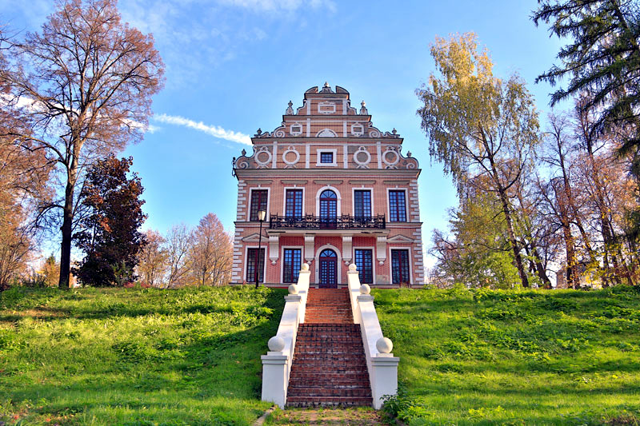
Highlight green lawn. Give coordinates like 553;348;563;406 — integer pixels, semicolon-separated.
2;285;639;425
0;286;286;425
374;285;640;425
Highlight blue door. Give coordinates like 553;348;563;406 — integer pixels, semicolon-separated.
319;249;338;288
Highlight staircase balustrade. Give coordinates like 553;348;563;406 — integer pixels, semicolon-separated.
261;264;310;408
347;264;399;409
261;263;398;409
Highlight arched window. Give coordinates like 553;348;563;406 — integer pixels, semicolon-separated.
319;190;337;229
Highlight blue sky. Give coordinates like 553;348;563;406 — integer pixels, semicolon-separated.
1;0;565;266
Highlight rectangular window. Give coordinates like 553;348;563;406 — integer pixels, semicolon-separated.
285;189;303;218
320;152;334;164
391;249;410;285
246;248;265;283
250;189;268;221
354;190;372;219
283;248;302;283
389;190;407;222
354;249;373;284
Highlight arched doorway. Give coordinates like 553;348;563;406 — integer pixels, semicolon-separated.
319;248;338;288
319;189;337;229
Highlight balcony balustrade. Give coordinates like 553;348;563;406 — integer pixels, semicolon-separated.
269;214;386;230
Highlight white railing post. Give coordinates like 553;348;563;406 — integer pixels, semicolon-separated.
347;263;399;410
261;263;310;408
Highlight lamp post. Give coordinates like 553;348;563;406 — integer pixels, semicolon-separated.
256;209;266;288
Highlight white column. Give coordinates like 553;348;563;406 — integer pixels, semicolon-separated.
304;234;315;263
269;234;279;264
261;353;288;408
376;236;387;264
342;235;353;265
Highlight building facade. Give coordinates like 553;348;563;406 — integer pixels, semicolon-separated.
231;83;425;287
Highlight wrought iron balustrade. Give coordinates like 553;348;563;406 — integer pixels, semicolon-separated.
269;214;385;230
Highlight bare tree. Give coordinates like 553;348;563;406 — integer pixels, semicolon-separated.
136;229;167;287
189;213;232;286
165;224;192;288
0;0;164;288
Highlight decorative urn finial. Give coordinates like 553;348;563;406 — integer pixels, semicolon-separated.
286;100;294;115
360;101;368;115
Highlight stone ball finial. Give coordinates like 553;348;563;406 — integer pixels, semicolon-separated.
349;263;357;272
324;81;330;88
360;284;371;295
361;100;366;106
376;337;393;354
301;263;309;272
288;284;298;295
268;336;285;352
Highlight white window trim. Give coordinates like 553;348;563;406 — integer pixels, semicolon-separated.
290;123;303;136
243;245;267;284
318;102;336;114
316;149;338;167
316;186;342;217
389;246;413;285
354;246;376;285
314;244;342;285
351;123;364;136
352;187;374;218
248;187;271;222
386;187;408;223
282;187;306;217
281;246;304;284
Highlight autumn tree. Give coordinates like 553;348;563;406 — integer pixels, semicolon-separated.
188;213;232;286
136;229;167;287
417;33;540;287
165;224;193;288
74;156;147;287
430;190;521;289
0;71;53;290
0;0;164;288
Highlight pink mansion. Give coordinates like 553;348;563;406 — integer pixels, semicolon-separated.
231;83;425;287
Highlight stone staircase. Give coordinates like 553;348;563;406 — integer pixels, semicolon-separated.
286;288;373;407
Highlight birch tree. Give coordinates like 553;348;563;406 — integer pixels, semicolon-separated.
417;33;540;287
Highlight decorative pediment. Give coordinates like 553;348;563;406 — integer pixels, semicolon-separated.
242;233;263;243
387;235;414;244
316;128;337;137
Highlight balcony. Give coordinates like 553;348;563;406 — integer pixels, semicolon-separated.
269;214;386;230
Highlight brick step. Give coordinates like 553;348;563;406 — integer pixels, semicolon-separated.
292;357;367;364
298;324;360;331
287;387;372;397
294;345;364;352
288;380;370;389
285;396;373;408
289;372;370;381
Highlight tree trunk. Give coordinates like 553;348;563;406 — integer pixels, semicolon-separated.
58;178;75;289
498;188;529;288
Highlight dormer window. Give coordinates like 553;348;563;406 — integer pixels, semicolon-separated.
290;123;303;136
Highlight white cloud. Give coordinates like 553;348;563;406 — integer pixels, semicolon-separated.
154;113;252;146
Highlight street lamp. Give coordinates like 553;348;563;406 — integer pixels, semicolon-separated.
256;209;266;288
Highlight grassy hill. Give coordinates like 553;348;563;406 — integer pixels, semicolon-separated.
373;285;640;425
0;286;286;425
1;285;639;425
